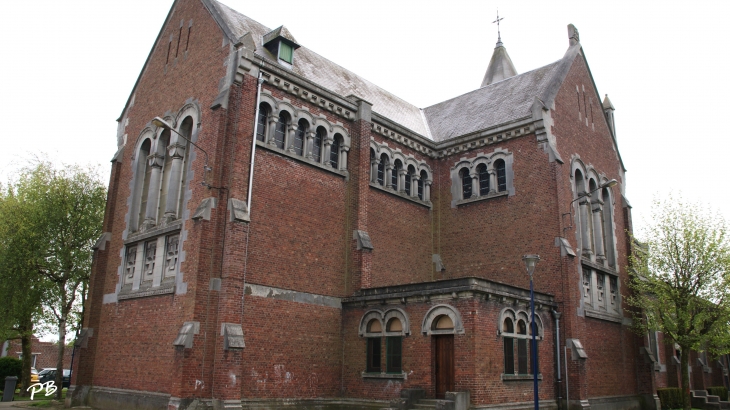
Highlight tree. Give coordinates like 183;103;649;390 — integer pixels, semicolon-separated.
0;161;106;398
629;197;730;410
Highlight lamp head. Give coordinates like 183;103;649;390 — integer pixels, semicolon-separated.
601;179;618;189
522;254;540;277
152;117;171;130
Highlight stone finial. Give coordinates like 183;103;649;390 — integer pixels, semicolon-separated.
568;24;580;46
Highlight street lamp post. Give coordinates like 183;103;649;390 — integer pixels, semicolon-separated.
523;254;541;410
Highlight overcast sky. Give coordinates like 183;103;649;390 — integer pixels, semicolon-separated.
2;0;729;238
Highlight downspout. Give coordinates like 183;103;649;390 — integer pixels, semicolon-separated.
247;72;264;216
553;310;562;410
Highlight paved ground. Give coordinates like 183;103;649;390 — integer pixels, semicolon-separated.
0;400;66;409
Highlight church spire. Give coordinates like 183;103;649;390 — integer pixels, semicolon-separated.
481;11;518;87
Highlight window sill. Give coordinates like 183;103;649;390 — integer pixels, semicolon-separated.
585;309;622;323
257;141;348;179
369;183;432;209
118;279;175;300
581;258;618;275
502;373;543;381
361;372;406;379
455;190;508;207
126;220;182;245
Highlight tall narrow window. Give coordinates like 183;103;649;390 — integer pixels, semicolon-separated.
366;319;382;373
392;160;401;190
503;318;514;374
517;320;528;374
377;154;387;186
460;168;472;199
404;172;411;196
495;159;506;192
330;135;340;169
175;27;182;58
137;139;152;229
312;127;324;163
185;25;191;51
125;246;138;280
293;119;307;156
274;112;288;149
177;118;193;218
477;164;489;196
256;105;269;141
386;337;402;373
157;131;173;223
419;170;427;200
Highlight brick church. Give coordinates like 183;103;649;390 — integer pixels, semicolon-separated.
70;0;730;409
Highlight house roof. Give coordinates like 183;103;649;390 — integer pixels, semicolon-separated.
424;61;562;142
213;1;431;137
208;1;584;145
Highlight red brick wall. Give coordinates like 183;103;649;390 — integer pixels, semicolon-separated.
5;337;72;370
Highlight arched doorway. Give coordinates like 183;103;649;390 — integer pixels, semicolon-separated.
421;305;464;399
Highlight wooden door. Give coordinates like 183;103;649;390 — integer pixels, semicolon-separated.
434;335;454;399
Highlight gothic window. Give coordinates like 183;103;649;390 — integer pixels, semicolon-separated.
312;127;325;163
330;134;341;169
293;119;307;156
274;112;288;149
478;164;489;196
157;130;173;222
460;168;472;199
495;159;506;192
256;104;269;141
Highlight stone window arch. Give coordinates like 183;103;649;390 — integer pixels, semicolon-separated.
292;118;308;156
450;148;514;207
392;159;402;190
330;134;342;169
359;309;410;374
256;103;271;142
499;308;543;376
273;111;289;149
311;126;325;163
421;304;465;335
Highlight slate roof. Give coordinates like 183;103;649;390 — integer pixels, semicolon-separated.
424;61;562;142
211;0;569;143
213;1;430;137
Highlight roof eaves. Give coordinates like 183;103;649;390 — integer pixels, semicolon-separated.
202;0;241;43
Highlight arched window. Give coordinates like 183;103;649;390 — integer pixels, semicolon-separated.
460;168;472;199
503;318;514;374
274;112;288;149
495;159;506;192
176;117;193;218
256;104;269;141
293;119;307;156
406;165;416;196
419;170;428;200
330;134;341;169
392;160;402;190
386;318;402;373
137;139;152;230
157;130;173;223
432;315;454;331
602;188;616;268
378;154;388;186
366;318;382;373
312;127;325;163
478;164;489;196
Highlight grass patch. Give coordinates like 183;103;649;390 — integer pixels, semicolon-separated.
11;387;67;401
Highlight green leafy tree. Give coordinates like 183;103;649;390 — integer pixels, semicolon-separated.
629;197;730;410
0;161;106;398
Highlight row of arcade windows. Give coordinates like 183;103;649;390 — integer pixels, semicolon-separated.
132;117;193;232
573;168;617;268
124;233;179;286
458;159;506;200
370;150;431;202
256;104;347;170
502;316;538;375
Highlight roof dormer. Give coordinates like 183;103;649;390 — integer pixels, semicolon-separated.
263;25;300;68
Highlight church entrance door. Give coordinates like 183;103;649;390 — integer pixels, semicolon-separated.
434;334;454;399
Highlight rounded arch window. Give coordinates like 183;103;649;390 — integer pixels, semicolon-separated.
312;126;326;163
503;317;514;334
417;170;427;200
256;103;270;141
517;320;527;335
459;167;472;199
293;119;308;156
477;163;489;196
330;134;342;168
495;159;506;192
392;159;402;190
367;319;382;333
386;318;402;333
378;154;388;186
433;315;454;331
274;112;289;149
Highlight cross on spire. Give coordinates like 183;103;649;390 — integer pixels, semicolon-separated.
492;10;504;45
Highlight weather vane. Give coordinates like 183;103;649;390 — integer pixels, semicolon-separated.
492;10;504;44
